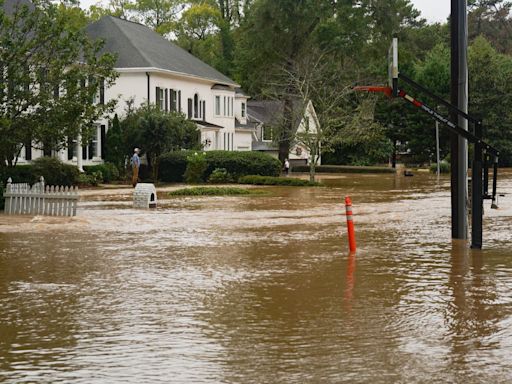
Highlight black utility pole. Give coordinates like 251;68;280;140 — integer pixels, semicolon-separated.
451;0;469;240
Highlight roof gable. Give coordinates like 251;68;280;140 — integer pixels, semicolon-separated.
86;16;237;86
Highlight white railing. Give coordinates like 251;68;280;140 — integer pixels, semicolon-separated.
3;176;79;216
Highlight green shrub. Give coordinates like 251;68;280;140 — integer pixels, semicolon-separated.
83;162;120;183
429;161;450;174
158;151;189;182
208;168;234;183
0;183;4;210
204;151;281;179
0;165;36;185
159;150;281;183
292;165;396;174
238;175;320;186
31;157;79;186
77;171;103;186
184;152;208;183
169;187;263;196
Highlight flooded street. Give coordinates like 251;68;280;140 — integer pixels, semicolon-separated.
1;171;512;383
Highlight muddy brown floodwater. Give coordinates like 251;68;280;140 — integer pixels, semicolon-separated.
1;170;511;383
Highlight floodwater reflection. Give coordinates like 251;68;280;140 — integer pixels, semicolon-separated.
0;170;511;383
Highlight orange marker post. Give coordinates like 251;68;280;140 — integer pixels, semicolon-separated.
345;196;357;252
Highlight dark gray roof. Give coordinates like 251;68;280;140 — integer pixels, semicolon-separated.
196;121;223;129
86;16;237;86
211;84;231;91
235;88;249;97
247;100;305;132
235;118;256;130
2;0;34;15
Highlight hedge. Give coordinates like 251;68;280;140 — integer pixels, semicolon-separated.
83;162;120;183
0;157;79;187
292;165;396;174
159;150;281;182
238;175;320;186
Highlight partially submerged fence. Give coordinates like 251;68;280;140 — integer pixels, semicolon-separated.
3;177;79;216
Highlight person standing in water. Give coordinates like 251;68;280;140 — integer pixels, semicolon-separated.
130;148;141;187
284;158;290;175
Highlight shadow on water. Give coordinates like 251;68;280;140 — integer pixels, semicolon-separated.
0;170;511;383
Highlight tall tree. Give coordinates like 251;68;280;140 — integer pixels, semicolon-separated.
0;0;118;167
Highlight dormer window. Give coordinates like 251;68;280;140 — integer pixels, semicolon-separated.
241;102;246;117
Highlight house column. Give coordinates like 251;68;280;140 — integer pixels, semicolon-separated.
76;133;84;172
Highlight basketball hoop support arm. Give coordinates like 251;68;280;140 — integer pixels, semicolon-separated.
354;79;500;249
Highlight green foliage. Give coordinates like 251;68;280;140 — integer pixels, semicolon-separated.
184;152;208;183
83;163;120;183
78;171;102;186
158;151;189;182
292;165;396;174
238;175;320;186
105;114;125;170
0;183;4;210
30;157;79;186
204;151;282;179
0;165;36;185
169;187;262;196
158;150;282;182
121;105;200;181
0;0;118;166
429;161;450;174
208;168;234;183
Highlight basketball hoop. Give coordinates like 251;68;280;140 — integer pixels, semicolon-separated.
353;86;393;98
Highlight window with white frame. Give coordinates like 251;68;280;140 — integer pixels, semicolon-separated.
215;95;221;116
241;102;246;117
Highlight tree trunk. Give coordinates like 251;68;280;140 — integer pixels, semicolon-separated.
391;139;397;168
309;162;316;183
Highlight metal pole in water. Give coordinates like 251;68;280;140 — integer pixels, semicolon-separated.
450;0;469;240
345;196;357;253
436;119;441;177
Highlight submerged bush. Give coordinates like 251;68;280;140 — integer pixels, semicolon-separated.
184;152;208;183
31;157;79;186
169;187;263;196
159;150;281;182
208;168;234;183
238;175;320;186
83;162;120;183
429;161;450;174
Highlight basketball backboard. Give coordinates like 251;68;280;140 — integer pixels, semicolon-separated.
388;37;399;97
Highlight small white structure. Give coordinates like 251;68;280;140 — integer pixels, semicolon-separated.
133;183;157;208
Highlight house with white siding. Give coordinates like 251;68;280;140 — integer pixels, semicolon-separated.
18;15;252;168
16;14;318;168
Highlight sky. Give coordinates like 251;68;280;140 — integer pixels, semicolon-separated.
78;0;452;24
411;0;451;24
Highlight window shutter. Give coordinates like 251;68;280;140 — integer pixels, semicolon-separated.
67;137;73;160
156;87;160;107
88;141;94;160
202;101;206;121
100;79;105;105
188;98;192;118
100;125;106;159
25;139;32;161
178;91;181;112
82;145;87;160
165;89;168;112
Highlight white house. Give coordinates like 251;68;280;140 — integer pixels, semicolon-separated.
16;15;319;168
249;99;321;166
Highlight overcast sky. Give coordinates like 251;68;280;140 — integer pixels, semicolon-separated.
411;0;451;23
79;0;452;24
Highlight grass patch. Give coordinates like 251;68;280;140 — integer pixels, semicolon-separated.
238;175;320;186
169;187;265;196
292;165;395;174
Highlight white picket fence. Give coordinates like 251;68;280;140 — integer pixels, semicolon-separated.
3;176;79;216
